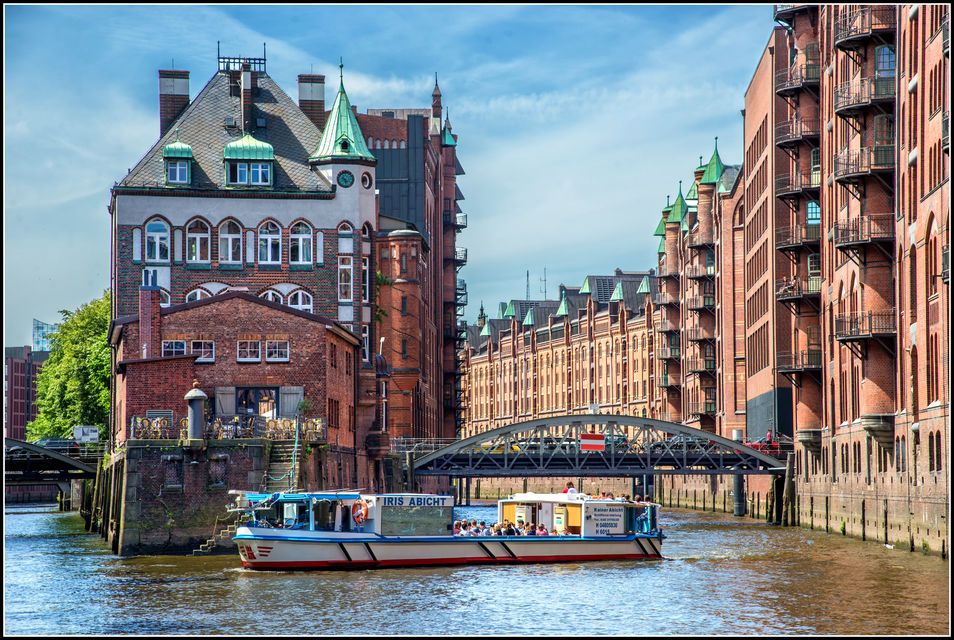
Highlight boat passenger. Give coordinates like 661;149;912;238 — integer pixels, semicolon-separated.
453;520;461;535
524;522;536;536
563;481;578;494
536;524;549;536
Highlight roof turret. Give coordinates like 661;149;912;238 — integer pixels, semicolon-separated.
310;61;375;164
700;136;725;185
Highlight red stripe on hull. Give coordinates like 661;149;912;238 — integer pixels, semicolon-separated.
241;552;659;571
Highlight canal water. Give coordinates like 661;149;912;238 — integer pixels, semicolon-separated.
4;503;948;635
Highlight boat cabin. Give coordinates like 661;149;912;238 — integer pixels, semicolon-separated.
499;493;658;537
231;491;456;536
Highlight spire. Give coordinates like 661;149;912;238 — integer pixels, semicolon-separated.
700;136;725;185
477;301;487;329
555;291;569;318
432;72;441;96
441;107;457;147
310;63;375;165
432;71;442;121
668;180;687;223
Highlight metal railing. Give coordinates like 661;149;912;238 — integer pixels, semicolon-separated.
833;214;895;248
775;118;821;145
835;310;897;340
686;230;713;248
686;264;715;279
656;266;680;279
655;318;678;333
657;346;681;360
454;247;468;264
687;401;717;416
834;77;896;113
777;349;822;371
456;280;468;306
834;6;897;47
775;276;822;300
686;326;714;342
128;415;325;441
943;111;949;153
686;358;716;374
390;438;458;456
834;146;895;179
776;223;821;249
656;373;681;388
653;293;677;306
775;172;821;196
443;211;468;229
686;295;715;310
775;62;821;93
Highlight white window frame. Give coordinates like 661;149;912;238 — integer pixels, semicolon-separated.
166;160;189;184
186;219;210;263
219;221;242;264
265;340;290;362
159;290;171;308
288;290;313;312
260;290;283;304
228;162;249;185
191;340;215;363
361;325;370;362
290;222;313;264
250;162;271;185
145;219;170;262
185;289;210;302
161;340;186;357
338;256;353;302
258;221;281;264
361;257;370;303
237;340;261;362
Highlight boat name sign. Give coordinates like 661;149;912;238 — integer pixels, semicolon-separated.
380;495;453;507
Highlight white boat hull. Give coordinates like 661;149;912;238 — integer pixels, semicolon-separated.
234;527;663;570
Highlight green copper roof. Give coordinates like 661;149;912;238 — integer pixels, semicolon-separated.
667;181;687;223
441;115;457;147
522;308;535;326
555;294;568;317
162;131;193;159
658;236;666;254
653;217;666;236
310;69;375;164
480;322;491;337
686;180;698;200
223;133;274;160
610;281;624;302
579;277;591;295
498;302;507;319
700;137;725;185
503;300;516;318
680;215;689;232
637;276;651;294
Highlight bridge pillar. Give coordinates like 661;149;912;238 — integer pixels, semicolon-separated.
772;474;785;525
733;430;746;516
465;477;472;506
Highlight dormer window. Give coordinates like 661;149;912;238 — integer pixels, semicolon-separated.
223;133;275;188
162;131;193;186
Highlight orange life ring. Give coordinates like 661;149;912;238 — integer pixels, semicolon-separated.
351;500;369;525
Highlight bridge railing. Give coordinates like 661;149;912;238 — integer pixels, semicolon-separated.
391;438;459;456
15;441;107;463
128;416;325;442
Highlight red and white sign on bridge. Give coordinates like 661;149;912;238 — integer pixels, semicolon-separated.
579;433;606;452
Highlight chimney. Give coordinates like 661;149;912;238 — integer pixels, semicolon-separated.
241;62;253;132
298;74;326;131
158;69;190;137
139;278;162;360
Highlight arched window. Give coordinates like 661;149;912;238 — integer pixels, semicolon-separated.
159;289;171;308
290;221;312;264
399;140;406;149
219;221;242;264
929;432;936;472
186;219;210;263
935;431;942;473
185;288;210;302
145;219;170;262
383;139;390;149
806;201;821;225
260;290;283;304
258;221;281;264
288;290;313;312
874;45;895;79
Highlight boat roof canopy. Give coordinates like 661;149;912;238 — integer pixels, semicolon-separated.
503;492;659;506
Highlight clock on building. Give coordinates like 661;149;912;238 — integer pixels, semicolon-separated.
337;170;355;188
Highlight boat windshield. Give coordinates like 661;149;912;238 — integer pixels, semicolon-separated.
379;502;453;536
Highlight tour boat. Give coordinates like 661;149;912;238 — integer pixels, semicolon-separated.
229;489;664;570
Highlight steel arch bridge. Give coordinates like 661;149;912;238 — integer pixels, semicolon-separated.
4;438;98;485
412;415;788;478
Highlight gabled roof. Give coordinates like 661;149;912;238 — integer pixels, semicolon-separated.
700;137;725;185
310;73;375;164
120;72;329;191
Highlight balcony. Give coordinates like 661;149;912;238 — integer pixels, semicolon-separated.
775;172;821;199
686;294;715;311
833;146;895;182
653;292;678;306
657;346;681;360
686;326;714;342
442;210;468;229
775;276;822;303
655;318;679;333
657;373;681;389
656;266;680;279
775;63;821;96
775;223;821;251
834;6;897;50
775;118;821;147
833;77;896;117
448;247;467;266
833;214;895;252
686;264;715;279
686;229;713;248
687;401;717;416
943;13;949;57
943;111;949;154
773;4;814;24
943;245;950;284
835;310;896;342
455;280;468;307
777;349;822;373
795;428;823;452
686;358;716;374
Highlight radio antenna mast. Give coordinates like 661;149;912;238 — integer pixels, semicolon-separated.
526;270;530;300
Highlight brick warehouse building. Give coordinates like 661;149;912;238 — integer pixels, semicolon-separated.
461;4;949;554
108;52;466;492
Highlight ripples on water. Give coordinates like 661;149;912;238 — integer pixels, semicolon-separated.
4;503;948;635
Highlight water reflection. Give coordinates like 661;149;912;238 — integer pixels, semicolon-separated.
3;504;948;635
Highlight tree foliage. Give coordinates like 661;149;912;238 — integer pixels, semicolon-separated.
27;291;111;442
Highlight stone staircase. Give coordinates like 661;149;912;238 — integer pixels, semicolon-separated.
261;440;300;493
192;513;244;556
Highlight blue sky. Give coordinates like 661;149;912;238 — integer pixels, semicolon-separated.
4;4;776;346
